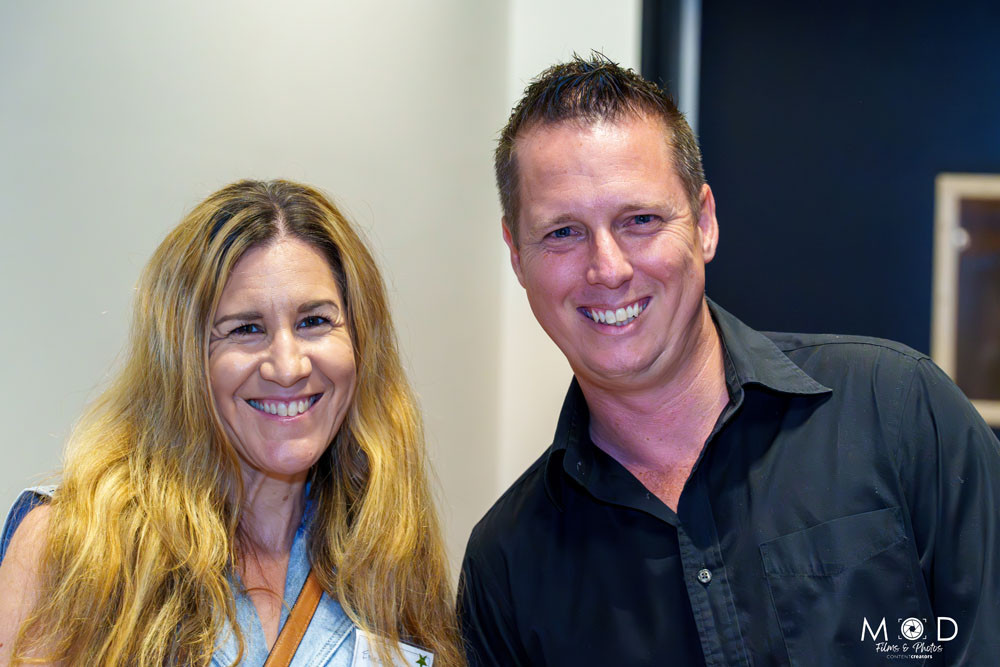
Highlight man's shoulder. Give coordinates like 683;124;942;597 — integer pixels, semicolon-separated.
465;448;558;558
711;302;932;393
764;330;927;361
763;331;929;379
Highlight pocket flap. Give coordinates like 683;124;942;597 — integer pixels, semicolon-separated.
760;506;906;577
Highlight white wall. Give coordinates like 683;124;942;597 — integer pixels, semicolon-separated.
0;0;640;569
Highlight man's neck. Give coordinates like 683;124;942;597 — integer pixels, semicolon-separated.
581;303;729;474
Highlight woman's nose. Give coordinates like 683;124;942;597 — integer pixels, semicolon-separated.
259;330;311;386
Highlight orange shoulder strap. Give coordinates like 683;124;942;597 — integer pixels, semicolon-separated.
263;569;323;667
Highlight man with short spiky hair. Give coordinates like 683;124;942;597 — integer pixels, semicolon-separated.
459;54;1000;666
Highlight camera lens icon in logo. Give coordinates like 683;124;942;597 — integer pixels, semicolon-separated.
900;617;924;640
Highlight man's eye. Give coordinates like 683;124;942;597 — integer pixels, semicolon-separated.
229;323;263;336
299;315;331;329
634;214;655;224
550;227;573;239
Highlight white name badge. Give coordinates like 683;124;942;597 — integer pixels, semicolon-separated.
351;629;434;667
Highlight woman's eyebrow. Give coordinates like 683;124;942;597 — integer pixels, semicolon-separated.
212;311;261;327
298;299;340;313
212;301;340;327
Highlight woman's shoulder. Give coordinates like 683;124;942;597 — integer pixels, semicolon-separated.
1;486;56;564
0;490;54;662
1;503;51;569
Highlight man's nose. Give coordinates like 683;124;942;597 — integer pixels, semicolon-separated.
586;230;633;288
260;330;311;386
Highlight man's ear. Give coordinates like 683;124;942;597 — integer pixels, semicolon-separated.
502;217;526;287
696;184;720;263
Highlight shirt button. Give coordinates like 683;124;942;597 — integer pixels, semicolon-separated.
697;568;712;584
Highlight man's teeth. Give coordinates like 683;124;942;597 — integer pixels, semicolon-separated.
247;395;320;416
588;300;647;326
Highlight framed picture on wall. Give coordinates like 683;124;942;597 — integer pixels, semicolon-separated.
933;173;1000;426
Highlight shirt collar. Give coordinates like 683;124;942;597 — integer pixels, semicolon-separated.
707;298;831;396
542;299;831;508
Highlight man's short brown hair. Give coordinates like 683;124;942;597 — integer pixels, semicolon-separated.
496;53;705;244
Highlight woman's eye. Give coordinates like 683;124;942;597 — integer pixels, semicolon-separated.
229;323;263;336
299;315;331;329
633;214;655;224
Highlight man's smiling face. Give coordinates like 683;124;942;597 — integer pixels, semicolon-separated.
504;114;719;392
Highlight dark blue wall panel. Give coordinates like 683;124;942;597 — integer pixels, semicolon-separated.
695;0;1000;352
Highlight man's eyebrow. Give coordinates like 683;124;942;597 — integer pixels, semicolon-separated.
213;311;261;327
618;200;676;213
539;213;578;228
540;201;681;227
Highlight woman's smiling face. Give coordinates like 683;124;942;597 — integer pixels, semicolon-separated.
208;236;356;484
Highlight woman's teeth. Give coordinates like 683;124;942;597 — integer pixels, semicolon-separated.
586;300;647;326
247;395;320;417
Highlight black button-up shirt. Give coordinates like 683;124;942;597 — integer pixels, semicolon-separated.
459;301;1000;666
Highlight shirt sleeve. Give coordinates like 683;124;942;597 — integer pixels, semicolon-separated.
896;357;1000;664
458;538;530;667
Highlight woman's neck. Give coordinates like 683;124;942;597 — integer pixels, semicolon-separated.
238;470;307;555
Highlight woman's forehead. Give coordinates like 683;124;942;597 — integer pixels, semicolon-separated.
216;238;344;311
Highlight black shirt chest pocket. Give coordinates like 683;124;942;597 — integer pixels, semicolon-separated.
758;507;931;666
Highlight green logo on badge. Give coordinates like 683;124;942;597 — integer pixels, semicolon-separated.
416;656;428;666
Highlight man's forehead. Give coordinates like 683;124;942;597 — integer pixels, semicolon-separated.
513;118;676;194
517;139;686;225
514;113;671;151
514;115;677;190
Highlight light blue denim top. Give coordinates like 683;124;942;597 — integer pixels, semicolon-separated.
1;487;357;666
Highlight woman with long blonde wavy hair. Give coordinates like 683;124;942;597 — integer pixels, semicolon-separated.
0;180;464;666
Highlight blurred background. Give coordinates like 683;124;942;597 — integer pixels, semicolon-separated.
2;0;997;571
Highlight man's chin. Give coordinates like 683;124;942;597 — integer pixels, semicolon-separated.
573;356;659;388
